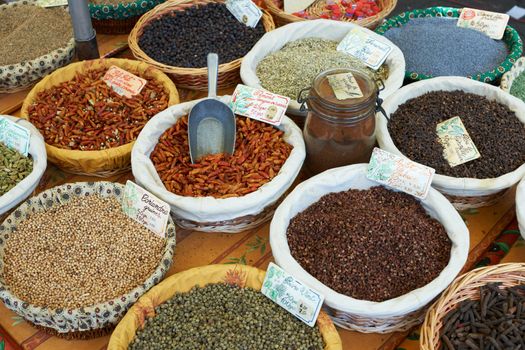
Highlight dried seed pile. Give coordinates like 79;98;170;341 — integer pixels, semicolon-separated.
287;186;451;302
138;3;265;68
151;116;292;198
510;71;525;102
0;143;33;196
0;5;73;66
129;283;324;350
383;17;508;77
440;283;525;350
27;67;169;151
388;90;525;178
257;38;388;100
3;195;165;309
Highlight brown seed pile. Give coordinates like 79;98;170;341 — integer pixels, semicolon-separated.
286;186;451;302
388;90;525;178
0;5;73;66
3;195;165;309
28;67;169;151
151;116;293;198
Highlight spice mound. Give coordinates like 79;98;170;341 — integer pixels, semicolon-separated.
286;186;451;302
256;38;388;100
27;67;169;151
0;143;33;196
383;17;508;77
129;283;325;350
388;90;525;178
151;116;292;198
138;3;266;68
439;283;525;350
510;71;525;102
0;5;73;66
3;195;165;309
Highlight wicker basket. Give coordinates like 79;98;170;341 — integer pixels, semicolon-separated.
107;264;343;350
128;0;275;91
420;263;525;350
20;58;179;177
264;0;396;28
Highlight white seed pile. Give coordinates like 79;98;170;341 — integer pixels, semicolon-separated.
3;195;166;309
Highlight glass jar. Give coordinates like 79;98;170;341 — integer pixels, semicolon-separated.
301;68;378;175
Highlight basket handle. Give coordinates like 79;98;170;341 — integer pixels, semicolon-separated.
207;53;218;99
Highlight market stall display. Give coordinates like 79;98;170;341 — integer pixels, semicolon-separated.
107;264;343;350
20;58;179;176
264;0;396;28
420;263;525;350
375;7;523;83
0;115;47;215
0;181;177;336
132;96;305;232
128;0;275;90
89;0;166;34
376;76;525;209
0;1;75;93
500;56;525;102
240;19;405;115
270;163;469;333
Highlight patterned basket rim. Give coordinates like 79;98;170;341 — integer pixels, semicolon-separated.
500;56;525;93
89;0;162;20
0;181;177;332
374;6;524;83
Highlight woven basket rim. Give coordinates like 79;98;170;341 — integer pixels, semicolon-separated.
128;0;275;75
500;56;525;93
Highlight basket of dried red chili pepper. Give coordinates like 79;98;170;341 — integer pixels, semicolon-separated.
20;58;179;176
131;96;305;233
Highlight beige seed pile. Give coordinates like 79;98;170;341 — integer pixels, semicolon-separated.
3;195;166;309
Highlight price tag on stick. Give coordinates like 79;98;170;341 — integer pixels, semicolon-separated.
261;263;324;327
337;28;392;70
226;0;262;28
102;66;147;98
0;117;30;156
230;84;290;126
436;116;481;167
457;8;509;40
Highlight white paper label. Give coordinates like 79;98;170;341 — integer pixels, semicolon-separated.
457;8;509;40
226;0;262;28
102;66;147;98
121;181;170;237
0;117;30;156
337;28;392;70
327;72;363;100
261;263;324;327
230;84;290;126
366;148;435;199
436;116;481;167
37;0;68;7
283;0;315;14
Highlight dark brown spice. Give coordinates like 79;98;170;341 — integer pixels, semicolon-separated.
388;90;525;179
286;186;451;302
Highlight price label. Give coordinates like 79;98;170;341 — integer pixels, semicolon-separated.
436;116;481;167
261;263;324;327
0;117;30;156
327;72;363;100
230;84;290;126
337;28;392;70
37;0;68;7
366;148;435;199
226;0;262;28
102;66;147;98
457;8;509;40
121;181;170;237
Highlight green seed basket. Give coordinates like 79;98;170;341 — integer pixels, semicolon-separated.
89;0;167;34
374;6;523;83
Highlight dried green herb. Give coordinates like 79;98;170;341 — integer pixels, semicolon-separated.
256;38;389;100
0;143;33;196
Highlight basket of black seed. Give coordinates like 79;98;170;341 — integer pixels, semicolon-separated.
376;76;525;210
107;264;343;349
269;163;469;333
128;0;275;91
517;178;525;240
420;263;525;350
0;181;177;338
0;115;47;215
375;7;523;83
241;19;405;116
0;0;75;93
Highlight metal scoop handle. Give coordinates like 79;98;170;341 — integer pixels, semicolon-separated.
207;53;218;99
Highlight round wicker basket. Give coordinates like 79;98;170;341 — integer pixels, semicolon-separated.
420;263;525;350
264;0;396;28
128;0;275;91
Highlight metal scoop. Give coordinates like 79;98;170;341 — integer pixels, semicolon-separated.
188;53;236;163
